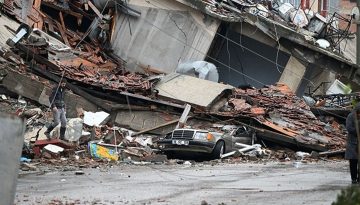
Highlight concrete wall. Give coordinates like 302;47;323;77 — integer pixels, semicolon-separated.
279;56;307;92
114;110;179;134
297;64;336;96
0;113;24;205
111;0;220;73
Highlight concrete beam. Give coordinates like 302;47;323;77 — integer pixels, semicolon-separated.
1;68;97;118
114;110;179;134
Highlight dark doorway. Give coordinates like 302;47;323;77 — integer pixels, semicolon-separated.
207;23;290;88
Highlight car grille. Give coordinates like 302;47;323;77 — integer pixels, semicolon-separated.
172;130;195;139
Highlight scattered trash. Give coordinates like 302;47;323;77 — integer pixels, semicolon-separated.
43;144;64;154
20;157;31;163
88;141;119;161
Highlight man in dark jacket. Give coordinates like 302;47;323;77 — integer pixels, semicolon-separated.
345;104;360;184
44;79;67;140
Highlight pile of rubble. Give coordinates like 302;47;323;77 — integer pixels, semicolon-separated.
201;0;353;53
212;83;348;151
0;1;350;171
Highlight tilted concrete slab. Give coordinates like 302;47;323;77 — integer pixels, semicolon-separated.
155;73;233;108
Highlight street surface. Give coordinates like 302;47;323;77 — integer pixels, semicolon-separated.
15;160;349;205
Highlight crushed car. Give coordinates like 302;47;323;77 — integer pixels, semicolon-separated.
158;125;254;159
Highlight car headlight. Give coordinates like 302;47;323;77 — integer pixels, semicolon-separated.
194;132;214;142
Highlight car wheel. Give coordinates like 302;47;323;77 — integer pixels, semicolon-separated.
212;141;225;159
164;151;174;159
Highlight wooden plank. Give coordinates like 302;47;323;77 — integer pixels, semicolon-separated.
47;19;54;33
33;0;42;8
59;12;67;34
319;149;345;156
42;2;83;19
87;1;103;19
233;120;327;152
55;20;70;47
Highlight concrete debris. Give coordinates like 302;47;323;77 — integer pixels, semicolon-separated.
43;144;64;154
176;61;219;82
214;83;347;151
83;111;109;127
194;0;354;62
0;0;352;170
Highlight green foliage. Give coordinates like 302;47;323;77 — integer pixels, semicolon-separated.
332;186;360;205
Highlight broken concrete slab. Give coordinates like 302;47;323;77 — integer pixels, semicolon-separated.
0;68;98;118
83;111;109;127
155;73;233;109
114;110;179;134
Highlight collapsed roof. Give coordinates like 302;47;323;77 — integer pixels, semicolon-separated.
0;0;348;152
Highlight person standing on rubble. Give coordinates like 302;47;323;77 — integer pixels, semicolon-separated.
345;104;360;184
44;79;67;140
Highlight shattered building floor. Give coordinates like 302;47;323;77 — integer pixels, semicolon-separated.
0;0;358;204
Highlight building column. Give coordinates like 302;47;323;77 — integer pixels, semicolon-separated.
278;56;307;92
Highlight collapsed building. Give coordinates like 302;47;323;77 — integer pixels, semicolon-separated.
0;0;356;162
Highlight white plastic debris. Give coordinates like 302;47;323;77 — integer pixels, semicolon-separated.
44;144;64;154
295;151;310;160
184;161;192;165
316;39;330;49
83;111;109;126
82;131;91;136
53;118;83;142
134;137;153;147
176;61;219;82
1;95;7;100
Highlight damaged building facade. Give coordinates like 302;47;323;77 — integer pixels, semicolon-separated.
110;0;360;97
0;0;358;167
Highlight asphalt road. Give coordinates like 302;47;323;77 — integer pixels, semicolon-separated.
15;160;350;205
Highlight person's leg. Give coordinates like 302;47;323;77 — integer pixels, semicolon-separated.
350;159;358;183
59;108;67;140
45;108;60;139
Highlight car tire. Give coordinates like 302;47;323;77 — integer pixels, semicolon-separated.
164;151;175;159
212;141;225;159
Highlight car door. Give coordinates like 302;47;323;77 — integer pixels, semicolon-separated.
232;126;252;148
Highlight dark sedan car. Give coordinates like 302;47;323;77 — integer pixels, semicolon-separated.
158;126;252;159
